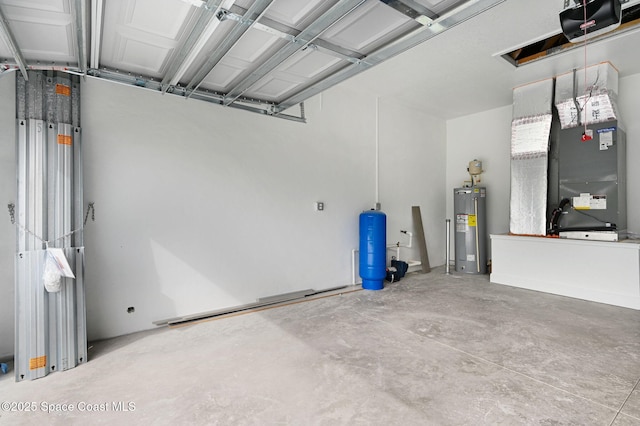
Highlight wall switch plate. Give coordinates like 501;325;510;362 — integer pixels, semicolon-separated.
315;202;324;211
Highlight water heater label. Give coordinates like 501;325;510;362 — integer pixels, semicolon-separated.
468;215;477;227
456;214;467;232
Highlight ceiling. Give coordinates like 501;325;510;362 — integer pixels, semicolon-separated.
1;0;640;121
345;0;640;118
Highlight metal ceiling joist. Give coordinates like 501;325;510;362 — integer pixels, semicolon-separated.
274;0;506;114
0;63;84;76
72;0;88;74
223;8;364;64
185;0;275;96
223;0;368;106
90;0;104;69
308;40;364;64
380;0;439;20
0;6;29;80
86;68;306;123
224;8;295;41
160;0;228;92
2;0;504;122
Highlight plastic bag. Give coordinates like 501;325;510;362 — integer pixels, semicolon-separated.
43;253;62;293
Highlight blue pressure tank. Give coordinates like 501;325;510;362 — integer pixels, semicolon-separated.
359;210;387;290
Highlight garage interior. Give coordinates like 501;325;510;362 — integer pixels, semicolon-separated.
1;0;640;424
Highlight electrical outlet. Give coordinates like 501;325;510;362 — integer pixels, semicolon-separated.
315;202;324;211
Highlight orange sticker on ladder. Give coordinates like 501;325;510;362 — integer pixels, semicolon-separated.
57;135;72;145
29;355;47;370
56;84;71;96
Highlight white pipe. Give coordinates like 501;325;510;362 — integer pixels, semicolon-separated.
384;244;400;261
386;231;413;248
351;248;361;285
386;231;414;260
402;231;413;248
375;97;380;207
445;219;451;274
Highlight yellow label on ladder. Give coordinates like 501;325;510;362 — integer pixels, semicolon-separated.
29;355;47;370
468;214;477;227
57;135;72;145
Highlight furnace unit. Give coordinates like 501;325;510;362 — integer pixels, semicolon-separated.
548;119;627;241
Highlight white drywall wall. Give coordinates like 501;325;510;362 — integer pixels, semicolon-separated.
618;72;640;235
379;98;447;267
0;75;15;361
79;78;447;341
445;104;513;259
81;79;367;339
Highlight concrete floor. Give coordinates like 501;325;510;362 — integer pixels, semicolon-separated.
1;267;640;425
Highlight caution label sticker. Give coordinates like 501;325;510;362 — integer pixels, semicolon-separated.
29;355;47;370
468;214;477;227
57;134;72;145
55;84;71;96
